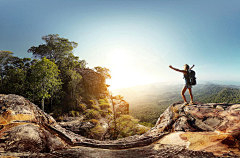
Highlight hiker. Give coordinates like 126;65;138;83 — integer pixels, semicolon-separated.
169;64;195;106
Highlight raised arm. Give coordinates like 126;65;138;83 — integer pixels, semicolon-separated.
169;65;185;73
190;64;195;70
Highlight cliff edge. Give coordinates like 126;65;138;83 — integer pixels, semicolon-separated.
0;94;239;157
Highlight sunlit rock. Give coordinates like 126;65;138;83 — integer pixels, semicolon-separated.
155;101;240;157
1;94;240;157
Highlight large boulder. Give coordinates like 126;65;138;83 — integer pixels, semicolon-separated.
154;101;240;157
0;94;65;152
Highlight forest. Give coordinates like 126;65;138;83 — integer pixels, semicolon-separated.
115;83;240;126
0;34;111;112
0;34;149;140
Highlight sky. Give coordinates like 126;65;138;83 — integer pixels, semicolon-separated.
1;0;240;90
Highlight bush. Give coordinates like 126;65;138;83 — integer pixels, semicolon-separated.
69;110;75;117
90;124;105;139
139;122;155;128
89;100;96;105
86;109;101;120
99;98;110;110
108;108;113;114
92;104;100;111
78;104;87;112
74;111;80;117
109;114;150;139
89;119;100;125
99;103;110;110
100;110;107;117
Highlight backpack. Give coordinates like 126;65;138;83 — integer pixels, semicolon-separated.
188;70;196;85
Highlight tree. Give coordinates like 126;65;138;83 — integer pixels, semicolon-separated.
0;51;13;90
30;57;62;111
94;66;111;80
27;34;86;107
27;34;78;62
67;69;83;109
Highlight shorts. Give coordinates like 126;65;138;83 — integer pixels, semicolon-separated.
184;83;192;89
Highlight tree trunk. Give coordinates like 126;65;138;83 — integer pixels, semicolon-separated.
42;98;44;112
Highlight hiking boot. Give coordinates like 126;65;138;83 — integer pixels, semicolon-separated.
189;101;194;105
182;102;189;106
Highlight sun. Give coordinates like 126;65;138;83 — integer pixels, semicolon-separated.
107;48;154;90
110;48;129;65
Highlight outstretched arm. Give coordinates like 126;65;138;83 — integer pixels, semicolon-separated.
169;65;185;73
190;64;195;70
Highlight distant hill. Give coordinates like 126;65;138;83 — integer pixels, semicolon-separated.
112;83;240;125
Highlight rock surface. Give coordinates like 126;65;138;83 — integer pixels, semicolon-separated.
1;94;240;157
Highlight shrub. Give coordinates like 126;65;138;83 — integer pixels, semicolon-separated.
109;114;150;139
100;110;107;117
74;111;80;117
90;124;105;139
108;108;113;114
86;109;101;119
69;110;75;117
139;122;155;127
92;104;100;111
99;103;110;110
99;98;110;110
89;100;96;105
89;119;100;125
116;95;124;100
78;104;87;112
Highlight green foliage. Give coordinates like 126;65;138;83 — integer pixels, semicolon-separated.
89;100;96;105
128;84;240;125
68;110;80;117
85;109;101;120
90;124;105;139
116;95;124;100
0;34;111;115
94;66;111;79
30;57;62;111
89;119;100;125
27;34;78;62
99;98;110;110
109;115;150;139
77;104;87;112
139;122;155;128
91;104;100;111
67;69;83;99
108;108;113;114
69;110;75;117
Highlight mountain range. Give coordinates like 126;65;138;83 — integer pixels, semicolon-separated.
112;82;240;125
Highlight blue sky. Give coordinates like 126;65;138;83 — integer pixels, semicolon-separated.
1;0;240;89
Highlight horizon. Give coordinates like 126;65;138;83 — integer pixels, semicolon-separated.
109;79;240;91
1;0;240;90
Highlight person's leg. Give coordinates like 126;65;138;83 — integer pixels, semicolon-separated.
188;88;193;102
181;87;188;102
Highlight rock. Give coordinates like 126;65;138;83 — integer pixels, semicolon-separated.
154;101;240;157
74;68;108;98
114;100;129;116
0;94;65;153
1;94;240;157
1;124;64;152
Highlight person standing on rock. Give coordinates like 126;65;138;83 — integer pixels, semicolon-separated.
169;64;195;106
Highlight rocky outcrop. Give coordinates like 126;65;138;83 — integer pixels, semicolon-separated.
74;68;108;98
109;97;129;116
0;94;66;153
1;94;240;157
155;101;240;157
114;99;129;116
